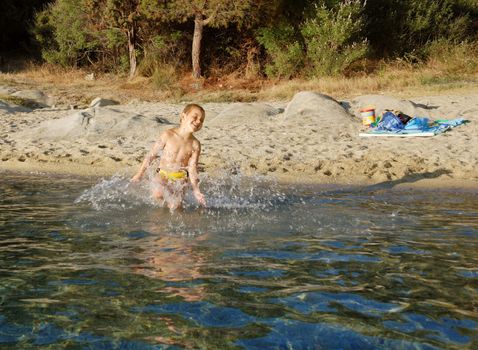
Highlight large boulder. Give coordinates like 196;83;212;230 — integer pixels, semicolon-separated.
207;103;282;126
283;91;357;126
89;97;120;108
21;107;167;140
11;89;54;108
0;85;15;95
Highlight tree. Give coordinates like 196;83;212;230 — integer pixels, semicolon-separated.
100;0;144;78
34;0;98;67
142;0;255;78
35;0;145;77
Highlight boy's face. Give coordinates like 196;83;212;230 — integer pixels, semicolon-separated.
181;107;205;132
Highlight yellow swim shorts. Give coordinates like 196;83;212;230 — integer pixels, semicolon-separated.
157;169;188;181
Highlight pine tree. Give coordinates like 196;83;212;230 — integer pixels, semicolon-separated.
101;0;144;78
142;0;255;78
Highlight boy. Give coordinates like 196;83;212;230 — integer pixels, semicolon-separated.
131;104;206;210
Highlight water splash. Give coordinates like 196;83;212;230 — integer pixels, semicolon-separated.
74;169;296;235
202;172;289;210
75;169;290;212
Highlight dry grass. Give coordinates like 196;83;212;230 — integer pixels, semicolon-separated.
1;59;477;106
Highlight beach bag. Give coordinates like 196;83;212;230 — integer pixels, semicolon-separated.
376;111;404;131
397;112;412;124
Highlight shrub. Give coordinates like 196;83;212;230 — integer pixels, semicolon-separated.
364;0;476;58
33;0;98;67
151;64;178;90
256;23;304;79
425;39;478;75
138;31;187;77
301;0;368;76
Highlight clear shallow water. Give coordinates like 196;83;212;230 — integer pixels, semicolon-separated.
1;172;478;349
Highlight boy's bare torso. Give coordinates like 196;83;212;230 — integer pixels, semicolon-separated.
159;128;200;171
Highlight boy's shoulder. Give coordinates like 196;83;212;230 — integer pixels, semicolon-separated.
160;128;177;139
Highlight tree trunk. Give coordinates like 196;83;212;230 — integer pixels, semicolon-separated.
192;14;204;79
127;25;137;79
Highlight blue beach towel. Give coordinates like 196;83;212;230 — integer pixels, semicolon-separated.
403;117;429;130
361;115;467;137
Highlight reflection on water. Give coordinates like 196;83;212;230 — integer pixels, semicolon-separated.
1;172;478;349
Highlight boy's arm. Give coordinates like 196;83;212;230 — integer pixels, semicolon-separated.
188;140;206;207
131;134;166;181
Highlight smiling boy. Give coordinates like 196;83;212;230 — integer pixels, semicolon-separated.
131;104;206;210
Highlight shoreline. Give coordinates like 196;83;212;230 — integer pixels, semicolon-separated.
2;159;478;192
2;91;477;191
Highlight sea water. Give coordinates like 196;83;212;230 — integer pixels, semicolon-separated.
0;172;477;349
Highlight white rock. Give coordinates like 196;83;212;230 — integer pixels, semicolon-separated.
208;103;283;126
21;107;165;141
283;91;357;126
0;85;15;95
89;97;120;108
11;89;54;107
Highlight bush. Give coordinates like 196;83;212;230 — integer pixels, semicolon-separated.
151;65;178;90
301;0;368;76
33;0;98;67
138;31;187;77
364;0;476;58
256;23;304;79
425;39;478;75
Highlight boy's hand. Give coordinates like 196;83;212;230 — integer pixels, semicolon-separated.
193;189;206;207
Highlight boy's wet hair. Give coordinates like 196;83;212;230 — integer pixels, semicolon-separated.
183;103;205;117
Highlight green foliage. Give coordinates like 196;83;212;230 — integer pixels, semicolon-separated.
25;0;478;79
402;0;460;48
364;0;477;57
34;0;98;67
138;31;188;77
301;0;368;76
256;24;304;78
119;54;130;73
104;28;126;50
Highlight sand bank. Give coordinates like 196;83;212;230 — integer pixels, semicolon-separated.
1;90;477;189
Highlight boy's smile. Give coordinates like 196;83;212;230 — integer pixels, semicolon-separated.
182;108;205;132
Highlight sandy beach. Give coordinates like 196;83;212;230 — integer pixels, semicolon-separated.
1;88;477;189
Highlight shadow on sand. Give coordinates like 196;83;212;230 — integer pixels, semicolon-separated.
362;169;453;193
